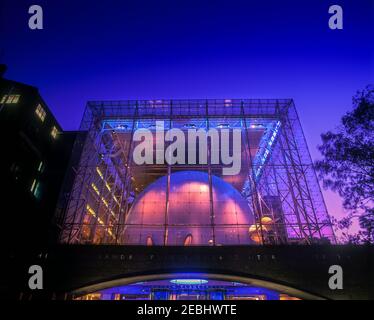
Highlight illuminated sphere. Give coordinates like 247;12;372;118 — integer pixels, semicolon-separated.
123;171;255;245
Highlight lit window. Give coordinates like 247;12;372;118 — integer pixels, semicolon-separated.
51;126;59;139
146;236;154;246
91;183;100;195
34;182;41;198
224;99;232;107
96;167;104;179
105;182;111;192
35;104;46;122
1;94;20;104
11;95;20;103
199;184;208;192
30;179;37;193
184;234;193;246
86;204;96;217
30;179;41;198
113;195;120;206
97;217;104;225
37;161;44;172
107;228;114;237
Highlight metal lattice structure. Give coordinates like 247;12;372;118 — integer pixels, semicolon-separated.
56;99;335;245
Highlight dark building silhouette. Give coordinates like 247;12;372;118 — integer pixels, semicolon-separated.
0;66;76;249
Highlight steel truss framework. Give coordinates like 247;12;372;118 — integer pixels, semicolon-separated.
56;99;335;245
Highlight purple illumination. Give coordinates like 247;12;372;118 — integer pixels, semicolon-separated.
75;277;292;300
59;100;335;245
123;171;255;245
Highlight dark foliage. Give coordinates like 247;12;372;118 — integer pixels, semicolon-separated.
315;86;374;243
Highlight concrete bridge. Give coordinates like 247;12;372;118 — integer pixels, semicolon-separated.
5;245;374;300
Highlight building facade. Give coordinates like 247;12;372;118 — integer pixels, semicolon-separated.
57;99;335;247
0;67;76;248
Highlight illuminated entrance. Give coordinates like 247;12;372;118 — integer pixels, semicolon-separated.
75;278;300;300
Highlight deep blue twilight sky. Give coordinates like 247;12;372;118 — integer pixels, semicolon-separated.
0;0;373;226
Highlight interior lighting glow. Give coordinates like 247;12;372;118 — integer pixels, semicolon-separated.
170;279;208;285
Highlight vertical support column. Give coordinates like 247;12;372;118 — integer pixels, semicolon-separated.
280;109;314;241
286;103;331;240
163;101;173;245
271;165;292;243
206;100;216;246
64;105;100;243
60;131;89;243
89;129;112;244
241;101;265;244
278;135;311;241
116;101;139;243
274;101;314;242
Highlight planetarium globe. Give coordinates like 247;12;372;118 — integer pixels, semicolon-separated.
123;171;255;245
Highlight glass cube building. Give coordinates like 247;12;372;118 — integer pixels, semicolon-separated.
56;99;335;246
